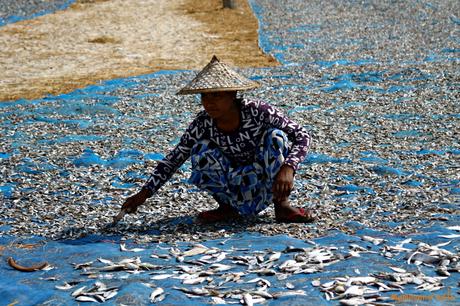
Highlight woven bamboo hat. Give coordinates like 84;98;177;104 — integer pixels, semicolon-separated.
177;56;260;95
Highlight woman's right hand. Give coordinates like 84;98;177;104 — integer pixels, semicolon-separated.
121;188;151;213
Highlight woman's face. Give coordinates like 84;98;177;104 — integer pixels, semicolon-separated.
201;91;237;120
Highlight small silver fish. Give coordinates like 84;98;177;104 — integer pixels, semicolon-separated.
346;276;377;285
138;262;161;270
276;274;288;280
75;295;99;303
156;294;167;302
209;263;233;272
151;274;174;280
199;255;214;262
256;255;264;263
246;277;271;287
71;286;87;297
279;259;299;270
119;257;141;265
272;290;307;298
151;253;171;260
103;290;118;300
268;252;281;262
361;235;385;245
286;282;295;289
389;266;406;273
342;285;365;297
55;283;74;290
311;279;321;287
249;290;273;299
213;252;227;263
251;268;276;276
183;277;206;285
120;243;145;252
93;281;107;291
150;287;164;303
339;297;367;305
439;234;460;239
242;293;253;306
98;258;113;265
283;246;307;253
73;261;94;269
211;296;227;304
96;264;127;272
173;286;209;296
436;267;450;276
182;245;209;257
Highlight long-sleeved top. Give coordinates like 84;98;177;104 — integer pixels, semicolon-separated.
143;99;311;195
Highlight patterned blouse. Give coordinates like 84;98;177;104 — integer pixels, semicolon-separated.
144;99;311;195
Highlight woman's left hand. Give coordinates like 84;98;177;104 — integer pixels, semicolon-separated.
273;165;294;201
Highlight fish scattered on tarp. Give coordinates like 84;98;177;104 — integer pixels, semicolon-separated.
70;282;118;303
50;236;459;304
149;287;165;303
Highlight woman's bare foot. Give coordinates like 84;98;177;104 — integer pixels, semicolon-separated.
197;202;241;224
274;199;314;223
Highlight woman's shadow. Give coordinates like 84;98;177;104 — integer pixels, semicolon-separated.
57;212;273;243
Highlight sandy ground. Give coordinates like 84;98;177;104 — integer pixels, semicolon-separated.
0;0;277;102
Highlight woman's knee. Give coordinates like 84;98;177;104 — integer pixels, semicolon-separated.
264;129;289;152
190;140;228;172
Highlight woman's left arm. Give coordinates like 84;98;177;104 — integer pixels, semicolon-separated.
260;101;311;171
258;101;311;200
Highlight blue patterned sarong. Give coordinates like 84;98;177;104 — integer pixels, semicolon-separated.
188;129;289;216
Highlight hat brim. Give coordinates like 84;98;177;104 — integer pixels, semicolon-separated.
177;84;259;95
176;55;260;95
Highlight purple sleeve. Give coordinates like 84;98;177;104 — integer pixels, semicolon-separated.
143;115;204;195
256;100;311;171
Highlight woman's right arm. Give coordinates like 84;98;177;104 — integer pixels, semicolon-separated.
121;115;205;213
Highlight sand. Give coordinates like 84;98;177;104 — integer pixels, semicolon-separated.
0;0;277;102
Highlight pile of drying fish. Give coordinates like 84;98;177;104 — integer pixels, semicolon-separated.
0;0;71;24
44;234;459;305
317;236;460;305
60;281;119;303
0;0;458;244
0;60;458;244
0;0;459;303
54;242;341;304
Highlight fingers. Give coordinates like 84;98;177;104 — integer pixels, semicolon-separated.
122;191;149;215
125;204;137;214
122;197;139;214
122;201;134;214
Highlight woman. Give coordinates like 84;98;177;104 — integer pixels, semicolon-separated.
120;56;313;224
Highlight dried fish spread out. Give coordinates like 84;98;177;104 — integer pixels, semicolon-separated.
1;5;459;244
1;0;459;305
44;236;458;304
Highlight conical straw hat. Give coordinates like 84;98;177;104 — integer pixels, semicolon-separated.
177;56;259;95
